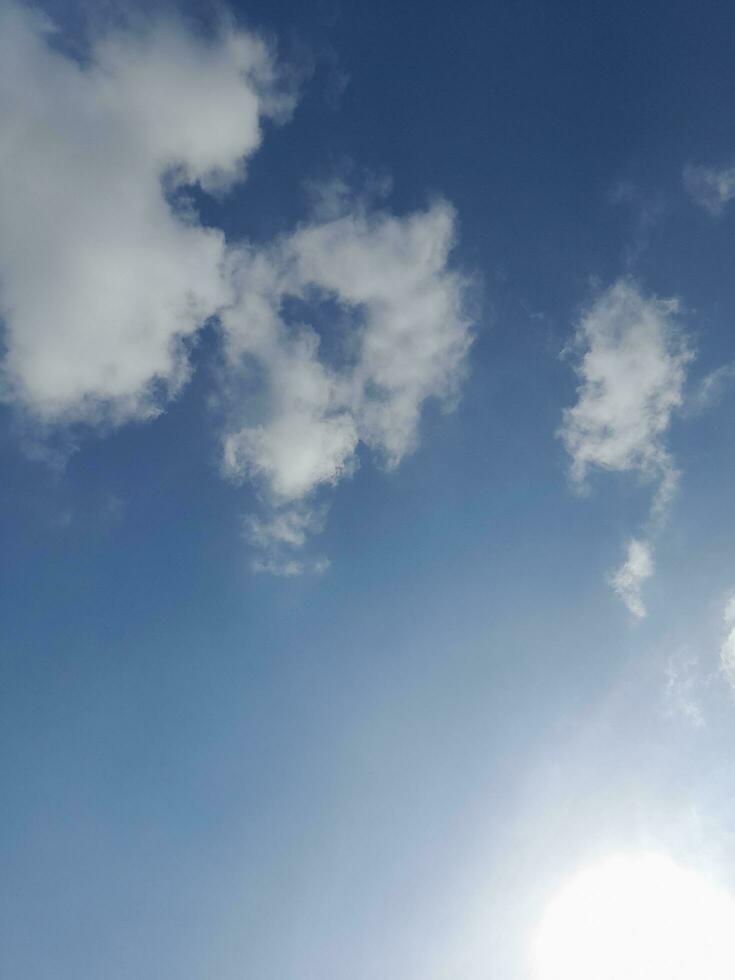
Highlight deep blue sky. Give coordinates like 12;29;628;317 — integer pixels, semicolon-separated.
3;1;735;978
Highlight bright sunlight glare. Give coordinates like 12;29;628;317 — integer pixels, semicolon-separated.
531;853;735;980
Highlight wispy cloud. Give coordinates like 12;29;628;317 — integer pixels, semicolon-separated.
719;594;735;694
689;363;735;415
663;653;706;729
251;555;331;578
684;164;735;216
608;181;666;269
609;537;653;619
244;505;330;574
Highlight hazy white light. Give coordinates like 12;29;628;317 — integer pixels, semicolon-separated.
532;853;735;980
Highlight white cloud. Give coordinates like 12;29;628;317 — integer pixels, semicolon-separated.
245;506;325;551
286;199;471;466
0;6;472;574
719;594;735;693
684;164;735;216
560;280;691;491
559;280;692;614
244;505;330;574
221;302;359;500
0;2;289;424
219;195;472;563
609;537;654;619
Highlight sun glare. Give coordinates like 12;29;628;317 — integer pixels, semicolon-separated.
532;853;735;980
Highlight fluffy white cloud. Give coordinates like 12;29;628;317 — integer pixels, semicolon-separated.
221;288;359;501
0;2;288;423
560;280;691;490
609;537;654;619
286;200;470;466
559;281;692;614
219;197;472;565
684;164;735;216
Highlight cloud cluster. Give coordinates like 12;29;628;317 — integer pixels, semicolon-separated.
0;3;472;571
219;197;471;569
560;280;692;616
0;2;291;425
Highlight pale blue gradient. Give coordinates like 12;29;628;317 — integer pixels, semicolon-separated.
3;1;735;978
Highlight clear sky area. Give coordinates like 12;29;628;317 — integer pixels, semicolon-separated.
3;1;735;977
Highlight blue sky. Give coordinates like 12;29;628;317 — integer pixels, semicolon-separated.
3;1;735;977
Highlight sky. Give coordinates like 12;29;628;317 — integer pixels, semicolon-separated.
3;0;735;977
